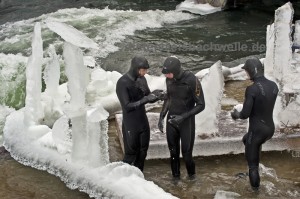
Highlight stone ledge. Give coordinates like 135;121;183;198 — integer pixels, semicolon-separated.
115;112;300;159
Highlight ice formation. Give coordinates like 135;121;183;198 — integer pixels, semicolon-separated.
3;21;178;198
24;22;44;128
195;60;224;135
176;0;223;15
265;2;300;127
46;21;99;50
213;190;241;199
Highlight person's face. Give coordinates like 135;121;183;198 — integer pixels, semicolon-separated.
138;68;148;77
245;70;251;80
164;73;174;79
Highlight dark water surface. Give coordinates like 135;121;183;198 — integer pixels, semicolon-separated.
1;0;274;72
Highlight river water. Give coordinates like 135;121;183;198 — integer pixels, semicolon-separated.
0;0;299;198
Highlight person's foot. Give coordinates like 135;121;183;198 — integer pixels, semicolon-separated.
171;175;180;185
172;175;180;180
251;186;259;192
188;174;196;181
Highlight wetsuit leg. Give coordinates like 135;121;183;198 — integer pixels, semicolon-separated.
122;123;139;166
133;128;150;171
180;118;196;176
166;122;180;177
243;123;274;189
243;129;261;188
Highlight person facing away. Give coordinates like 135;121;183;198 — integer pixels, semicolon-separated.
158;56;205;179
231;58;279;190
116;55;162;171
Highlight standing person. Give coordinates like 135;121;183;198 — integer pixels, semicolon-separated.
231;58;279;190
158;56;205;179
116;55;160;172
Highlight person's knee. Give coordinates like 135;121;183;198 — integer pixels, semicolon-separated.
169;147;179;157
139;149;147;161
182;151;193;163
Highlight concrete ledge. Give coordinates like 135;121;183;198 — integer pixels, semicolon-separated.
115;111;300;159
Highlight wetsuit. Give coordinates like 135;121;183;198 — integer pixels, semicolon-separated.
231;58;279;189
116;56;157;171
159;56;205;178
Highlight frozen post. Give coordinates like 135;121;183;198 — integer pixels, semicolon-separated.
273;2;293;83
264;3;294;128
195;61;224;136
264;23;275;77
63;42;89;163
44;45;60;97
24;22;44;127
42;45;63;126
87;107;109;167
47;21;107;164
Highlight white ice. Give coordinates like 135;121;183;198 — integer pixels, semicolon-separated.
214;190;241;199
3;20;178;198
46;21;99;50
0;105;14;143
195;60;224;135
23;22;44;128
264;2;300;128
176;0;222;15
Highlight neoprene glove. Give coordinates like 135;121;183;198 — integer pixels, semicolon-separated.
138;94;158;106
168;115;184;128
146;93;158;103
231;109;240;120
151;89;165;100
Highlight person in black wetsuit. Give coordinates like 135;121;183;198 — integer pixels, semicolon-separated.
116;56;162;171
158;56;205;179
231;58;279;190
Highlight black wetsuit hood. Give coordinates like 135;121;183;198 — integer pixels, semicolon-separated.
127;56;149;80
242;58;264;80
162;56;183;79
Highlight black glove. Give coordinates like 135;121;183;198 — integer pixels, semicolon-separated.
168;115;184;128
158;116;164;133
231;109;240;120
146;93;158;103
151;89;165;100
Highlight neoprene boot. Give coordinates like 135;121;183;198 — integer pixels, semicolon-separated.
249;166;260;190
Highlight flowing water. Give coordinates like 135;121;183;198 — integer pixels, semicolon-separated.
0;0;300;198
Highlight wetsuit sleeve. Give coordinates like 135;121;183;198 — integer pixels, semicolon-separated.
182;77;205;119
136;76;151;96
116;78;150;113
159;93;169;119
159;80;170;120
239;86;256;119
